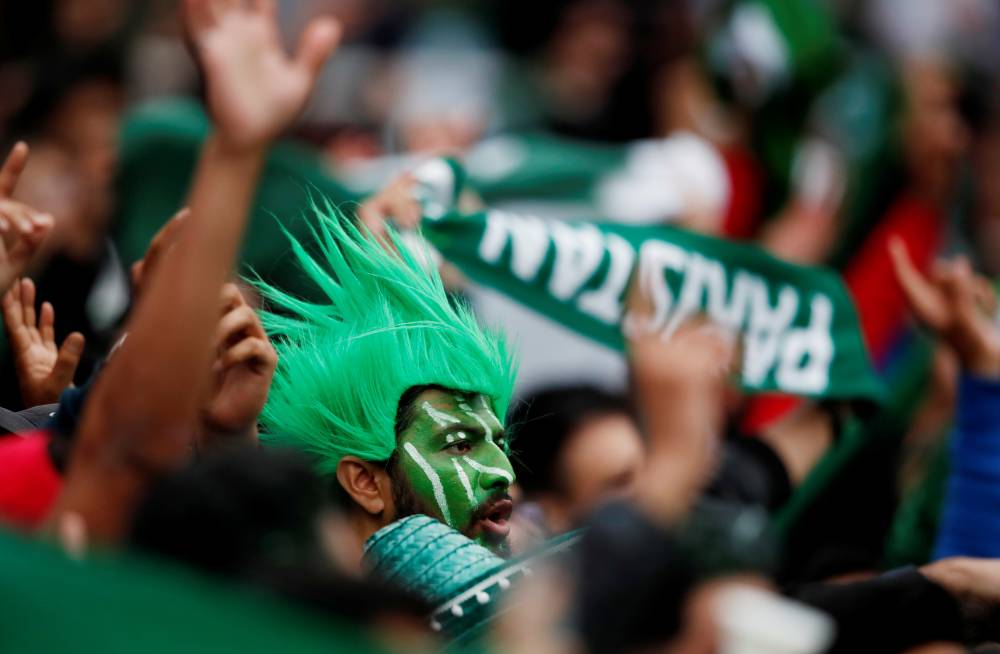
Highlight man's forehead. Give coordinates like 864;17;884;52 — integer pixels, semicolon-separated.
415;388;494;416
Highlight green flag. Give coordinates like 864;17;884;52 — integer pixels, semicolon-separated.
419;205;880;403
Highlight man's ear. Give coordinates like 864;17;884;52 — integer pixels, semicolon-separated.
336;456;392;516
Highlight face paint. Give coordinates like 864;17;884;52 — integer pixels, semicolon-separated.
402;442;453;525
458;400;494;444
397;388;515;553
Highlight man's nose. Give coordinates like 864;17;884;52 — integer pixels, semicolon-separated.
467;447;515;491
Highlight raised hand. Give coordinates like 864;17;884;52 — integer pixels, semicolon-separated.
130;207;190;299
890;237;1000;378
357;173;422;240
626;278;734;523
0;141;28;198
200;282;276;446
0;143;54;293
199;284;278;447
2;278;85;406
183;0;342;151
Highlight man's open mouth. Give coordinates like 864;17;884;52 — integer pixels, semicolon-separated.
475;498;513;542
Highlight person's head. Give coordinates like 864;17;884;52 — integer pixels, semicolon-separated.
258;205;517;555
901;58;970;202
128;447;433;632
511;386;643;533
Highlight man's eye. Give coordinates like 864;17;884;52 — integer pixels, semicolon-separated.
447;441;473;454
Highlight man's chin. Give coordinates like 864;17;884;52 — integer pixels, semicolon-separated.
465;519;512;558
471;530;511;558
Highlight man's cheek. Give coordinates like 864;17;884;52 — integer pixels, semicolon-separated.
401;444;456;527
439;458;480;530
400;446;482;531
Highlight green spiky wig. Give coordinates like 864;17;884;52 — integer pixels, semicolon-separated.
254;199;517;475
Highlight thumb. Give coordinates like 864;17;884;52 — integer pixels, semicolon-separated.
295;16;342;78
49;332;85;388
889;236;948;330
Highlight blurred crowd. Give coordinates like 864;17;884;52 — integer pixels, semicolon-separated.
0;0;999;652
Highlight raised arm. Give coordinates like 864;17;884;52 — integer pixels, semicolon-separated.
50;0;340;543
889;238;1000;559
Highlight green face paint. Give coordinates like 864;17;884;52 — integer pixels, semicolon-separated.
397;388;515;552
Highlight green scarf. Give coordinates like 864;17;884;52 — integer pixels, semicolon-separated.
414;163;881;403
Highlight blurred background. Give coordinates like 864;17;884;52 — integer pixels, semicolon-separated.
0;0;997;399
0;0;998;542
1;1;1000;650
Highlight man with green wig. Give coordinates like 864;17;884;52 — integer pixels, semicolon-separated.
257;202;519;557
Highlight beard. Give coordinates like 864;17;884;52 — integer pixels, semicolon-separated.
388;463;511;556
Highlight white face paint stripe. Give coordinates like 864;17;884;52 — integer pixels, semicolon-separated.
460;405;493;443
452;459;476;505
422;401;461;427
462;456;513;484
476;395;504;430
403;443;452;525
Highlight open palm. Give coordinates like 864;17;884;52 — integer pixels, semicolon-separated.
2;278;84;406
184;0;341;150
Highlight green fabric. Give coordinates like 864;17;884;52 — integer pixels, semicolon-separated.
364;515;581;646
884;438;951;568
819;54;904;269
467;133;626;205
420;207;882;403
363;514;505;629
114;98;361;297
773;333;935;539
0;528;385;653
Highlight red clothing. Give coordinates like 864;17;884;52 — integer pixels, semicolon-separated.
0;430;63;530
720;146;764;240
742;192;944;432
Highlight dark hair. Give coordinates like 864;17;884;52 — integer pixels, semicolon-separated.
508;385;635;496
127;447;430;625
128;447;327;578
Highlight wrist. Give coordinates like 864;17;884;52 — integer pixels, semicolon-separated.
197;418;258;451
921;557;972;600
964;355;1000;380
206;132;269;163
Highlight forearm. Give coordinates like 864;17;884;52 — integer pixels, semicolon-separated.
55;138;264;541
634;376;721;524
105;137;263;427
786;567;963;653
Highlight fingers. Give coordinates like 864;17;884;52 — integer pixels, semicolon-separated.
215;303;264;349
1;280;22;331
249;0;275;16
357;201;389;241
944;257;982;327
973;276;997;315
19;278;36;330
214;335;277;373
889;236;949;331
0;198;51;235
134;208;190;291
49;332;86;391
218;281;246;313
184;0;217;36
39;301;55;345
295;16;342;78
0;142;28;198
